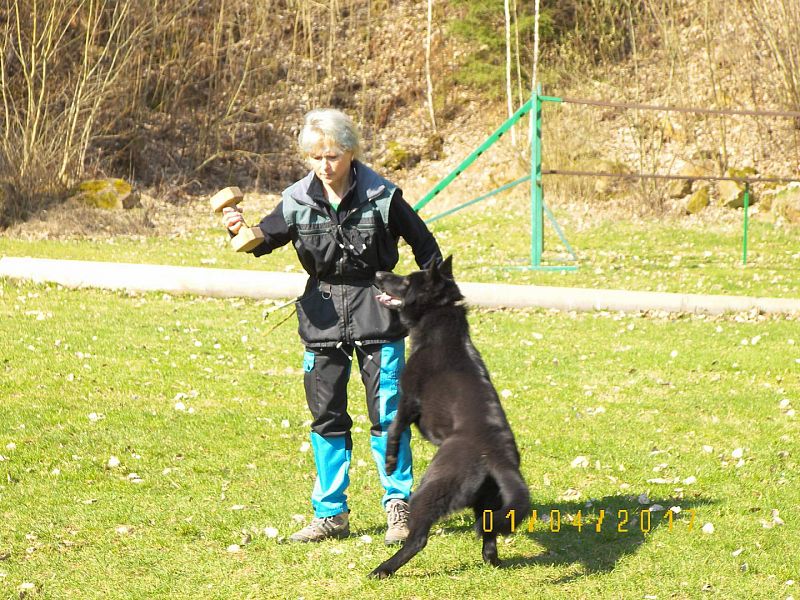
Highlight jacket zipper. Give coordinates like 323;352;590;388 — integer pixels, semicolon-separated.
337;225;351;343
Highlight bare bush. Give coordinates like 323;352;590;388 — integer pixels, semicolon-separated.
741;0;800;117
0;0;139;226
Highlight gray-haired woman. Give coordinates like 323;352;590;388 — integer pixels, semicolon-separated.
223;108;442;543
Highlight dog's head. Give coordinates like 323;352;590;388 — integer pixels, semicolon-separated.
374;256;463;326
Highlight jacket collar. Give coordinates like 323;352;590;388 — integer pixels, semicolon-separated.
290;160;388;212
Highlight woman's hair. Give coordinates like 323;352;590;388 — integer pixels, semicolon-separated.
298;108;362;159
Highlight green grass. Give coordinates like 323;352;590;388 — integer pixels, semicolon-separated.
1;205;799;596
1;272;798;598
2;205;798;298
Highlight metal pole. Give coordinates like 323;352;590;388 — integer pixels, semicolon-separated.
425;176;531;224
531;84;544;267
742;182;750;265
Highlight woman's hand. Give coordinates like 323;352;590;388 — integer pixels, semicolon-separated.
222;206;244;234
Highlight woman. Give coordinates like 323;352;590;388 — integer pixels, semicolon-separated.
223;108;442;544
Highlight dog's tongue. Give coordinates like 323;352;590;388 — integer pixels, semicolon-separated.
375;292;402;307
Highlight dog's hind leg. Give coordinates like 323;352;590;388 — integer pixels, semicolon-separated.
368;500;438;579
480;533;499;567
369;440;479;579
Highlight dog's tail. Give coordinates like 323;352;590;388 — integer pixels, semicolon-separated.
484;458;531;535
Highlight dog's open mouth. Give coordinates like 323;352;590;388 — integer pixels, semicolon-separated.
375;291;403;307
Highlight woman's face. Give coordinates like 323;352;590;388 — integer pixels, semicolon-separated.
307;136;353;191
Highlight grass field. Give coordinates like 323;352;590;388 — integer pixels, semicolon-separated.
1;206;799;598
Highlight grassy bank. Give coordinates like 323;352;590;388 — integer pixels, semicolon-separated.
2;206;798;299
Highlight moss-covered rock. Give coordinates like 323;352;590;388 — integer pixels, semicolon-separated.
669;161;713;198
685;186;710;214
716;167;758;209
770;184;800;224
381;142;421;171
72;178;139;210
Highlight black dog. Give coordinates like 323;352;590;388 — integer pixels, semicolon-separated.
369;256;530;578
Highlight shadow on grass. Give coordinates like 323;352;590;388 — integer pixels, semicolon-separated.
354;494;714;583
503;494;714;583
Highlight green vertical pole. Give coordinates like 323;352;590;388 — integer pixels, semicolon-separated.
742;182;750;265
531;84;544;267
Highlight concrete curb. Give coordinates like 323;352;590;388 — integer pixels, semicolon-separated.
2;256;799;315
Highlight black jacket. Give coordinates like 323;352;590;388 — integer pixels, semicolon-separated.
249;160;441;347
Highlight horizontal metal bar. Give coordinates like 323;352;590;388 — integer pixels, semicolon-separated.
543;169;800;185
559;96;800;119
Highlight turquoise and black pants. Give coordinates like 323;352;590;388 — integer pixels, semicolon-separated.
303;339;413;518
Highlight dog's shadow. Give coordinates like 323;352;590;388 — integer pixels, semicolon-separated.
358;494;712;583
508;495;712;583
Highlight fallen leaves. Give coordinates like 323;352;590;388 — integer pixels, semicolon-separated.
761;509;785;529
558;488;581;501
571;456;590;468
779;398;796;418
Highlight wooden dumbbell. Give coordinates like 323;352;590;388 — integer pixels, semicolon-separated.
210;186;265;252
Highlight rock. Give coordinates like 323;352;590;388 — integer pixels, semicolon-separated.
72;178;140;210
593;160;632;198
770;183;800;224
759;189;776;212
668;178;692;198
716;167;758;209
685;186;710;214
381;141;421;171
717;179;745;208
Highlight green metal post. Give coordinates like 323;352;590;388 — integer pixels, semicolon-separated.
531;84;544;267
742;182;750;265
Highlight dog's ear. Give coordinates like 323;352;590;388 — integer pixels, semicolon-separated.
439;255;453;279
403;281;417;307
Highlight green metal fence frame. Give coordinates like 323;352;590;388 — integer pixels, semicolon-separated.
415;87;800;269
414;84;577;271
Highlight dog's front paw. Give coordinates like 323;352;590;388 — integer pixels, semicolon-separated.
384;456;397;476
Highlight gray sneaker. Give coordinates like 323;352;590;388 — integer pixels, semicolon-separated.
288;512;350;543
385;499;410;545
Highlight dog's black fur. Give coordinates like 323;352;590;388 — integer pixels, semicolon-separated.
369;256;530;578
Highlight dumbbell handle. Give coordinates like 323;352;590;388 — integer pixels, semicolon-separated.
223;206;249;231
210;186;265;252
